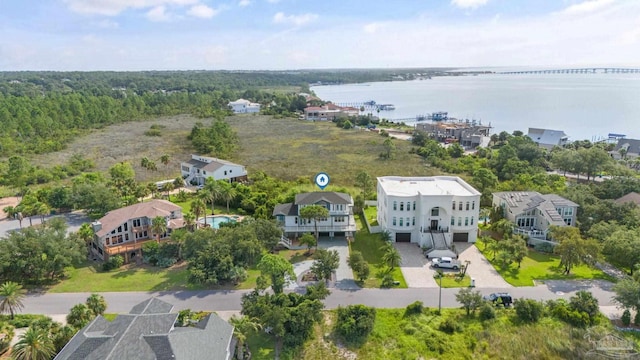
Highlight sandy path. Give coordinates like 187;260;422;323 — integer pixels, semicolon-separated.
0;196;20;220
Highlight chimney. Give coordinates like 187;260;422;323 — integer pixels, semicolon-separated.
91;221;102;232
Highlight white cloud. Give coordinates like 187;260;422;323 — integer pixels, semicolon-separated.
363;22;383;34
239;0;251;6
64;0;199;16
451;0;488;10
273;12;318;26
146;5;171;21
561;0;615;15
187;4;219;18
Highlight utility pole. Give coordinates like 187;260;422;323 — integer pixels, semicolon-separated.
436;270;443;314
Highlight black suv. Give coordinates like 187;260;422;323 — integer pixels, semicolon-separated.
483;292;513;307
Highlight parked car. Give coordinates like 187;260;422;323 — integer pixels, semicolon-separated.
483;292;513;307
431;257;461;270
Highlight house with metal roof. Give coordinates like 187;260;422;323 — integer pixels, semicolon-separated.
610;138;640;160
90;200;184;263
273;192;356;239
54;298;235;360
526;128;569;150
180;154;248;186
492;191;578;245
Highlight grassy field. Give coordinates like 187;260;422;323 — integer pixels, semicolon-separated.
250;308;620;360
438;274;472;288
350;216;407;288
363;206;378;226
477;240;613;286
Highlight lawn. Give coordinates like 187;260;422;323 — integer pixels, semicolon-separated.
49;261;261;292
363;206;378;226
350;216;407;288
276;248;315;264
437;274;471;288
476;240;613;286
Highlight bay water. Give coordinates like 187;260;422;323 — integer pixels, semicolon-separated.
311;74;640;142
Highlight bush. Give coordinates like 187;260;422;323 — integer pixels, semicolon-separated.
335;305;376;343
438;317;462;334
479;302;496;321
534;242;555;253
0;314;51;328
102;255;124;271
622;309;631;326
404;301;424;317
514;299;544;323
381;273;396;288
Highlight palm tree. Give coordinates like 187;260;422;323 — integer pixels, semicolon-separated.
85;294;107;316
66;303;94;329
183;212;196;232
380;245;401;270
141;156;151;175
151;216;168;243
203;178;223;215
229;315;262;360
218;182;237;213
160;154;170;169
147;182;157;199
190;198;206;228
0;281;26;319
162;182;174;201
77;223;95;254
36;202;50;224
3;205;16;221
11;327;55;360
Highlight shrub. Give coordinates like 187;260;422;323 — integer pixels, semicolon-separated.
102;255;124;271
335;305;376;344
404;301;424;317
144;129;162;137
479;302;496;321
622;309;631;326
534;242;555;253
381;273;396;288
0;314;51;328
438;317;462;334
514;298;544;323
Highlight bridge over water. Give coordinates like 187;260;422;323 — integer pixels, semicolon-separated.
497;68;640;75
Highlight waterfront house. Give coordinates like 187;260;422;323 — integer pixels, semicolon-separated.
90;200;184;263
228;98;260;113
54;298;235;360
492;191;578;245
180;154;248;186
526;128;569;150
303;103;359;121
610;138;640;160
377;176;480;257
415;121;491;149
273;192;356;239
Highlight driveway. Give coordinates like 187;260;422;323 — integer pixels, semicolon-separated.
0;210;90;238
394;243;438;288
319;238;358;289
457;243;512;288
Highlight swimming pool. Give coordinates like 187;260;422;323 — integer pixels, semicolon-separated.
198;215;236;229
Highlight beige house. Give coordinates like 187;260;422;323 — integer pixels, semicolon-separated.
181;155;248;186
90;200;185;263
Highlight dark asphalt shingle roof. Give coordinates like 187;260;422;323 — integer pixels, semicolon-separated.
615;192;640;205
273;203;296;216
294;192;352;205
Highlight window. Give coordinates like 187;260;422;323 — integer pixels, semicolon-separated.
393;217;397;226
451;217;455;225
471;217;474;225
431;208;439;216
565;218;572;226
224;171;228;175
294;217;298;224
458;217;462;226
106;238;110;245
466;202;470;211
452;201;456;210
400;202;404;211
413;201;416;210
406;217;410;227
117;226;122;233
393;201;397;211
472;201;475;210
459;202;463;211
124;223;128;231
412;217;415;226
125;233;129;241
465;217;469;226
400;218;403;226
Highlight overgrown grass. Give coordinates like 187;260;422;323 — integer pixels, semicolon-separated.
48;261;260;292
363;206;378;226
276;249;315;264
438;274;472;288
246;330;277;360
350;216;407;288
477;240;613;286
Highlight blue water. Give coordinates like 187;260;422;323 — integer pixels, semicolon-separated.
199;216;236;229
311;73;640;141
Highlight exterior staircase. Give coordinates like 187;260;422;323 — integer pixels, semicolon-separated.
425;231;457;259
278;235;292;249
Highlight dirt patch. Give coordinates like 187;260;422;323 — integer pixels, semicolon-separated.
0;196;20;220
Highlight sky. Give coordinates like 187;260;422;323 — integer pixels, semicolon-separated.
0;0;639;71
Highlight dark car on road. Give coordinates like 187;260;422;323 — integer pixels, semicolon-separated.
483;292;513;307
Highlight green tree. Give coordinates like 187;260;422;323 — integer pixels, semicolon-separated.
0;281;26;319
190;198;206;227
603;228;640;275
347;251;370;282
229;315;262;360
354;171;374;198
569;290;599;325
551;227;601;275
257;254;295;294
160;154;170;168
381;137;396;159
380;243;401;270
335;305;376;344
11;326;55;360
151;216;167;243
183;212;196;232
108;161;137;198
311;249;340;284
66;303;94;329
514;298;544;323
613;277;640;312
77;223;95;253
85;293;107;316
218;181;237;213
299;204;330;245
162;182;174;201
455;287;483;316
203;178;223;215
299;233;317;254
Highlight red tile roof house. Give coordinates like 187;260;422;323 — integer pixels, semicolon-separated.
90;200;185;264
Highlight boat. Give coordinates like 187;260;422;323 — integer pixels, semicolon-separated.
364;100;376;106
377;104;395;110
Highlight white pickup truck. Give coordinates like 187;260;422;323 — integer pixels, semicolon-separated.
431;257;461;270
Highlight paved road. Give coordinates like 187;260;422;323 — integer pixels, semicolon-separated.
22;280;616;316
0;211;90;237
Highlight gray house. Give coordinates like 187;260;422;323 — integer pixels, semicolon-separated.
526;128;569;150
610;138;640;160
55;298;235;360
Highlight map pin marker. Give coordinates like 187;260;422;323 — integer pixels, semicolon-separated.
314;172;330;190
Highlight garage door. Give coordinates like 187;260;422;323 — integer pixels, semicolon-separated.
453;232;469;242
396;233;411;242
